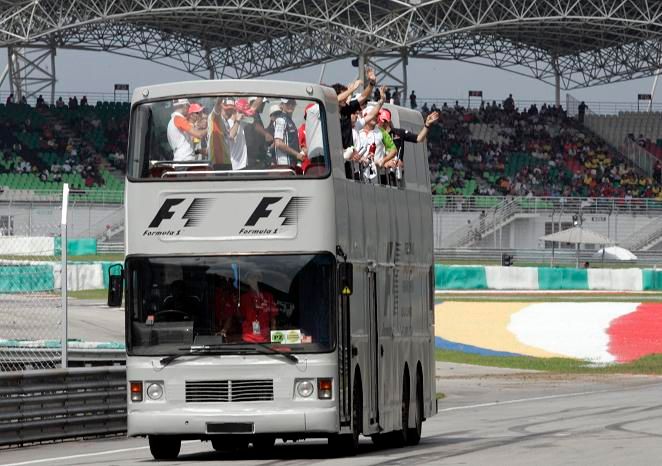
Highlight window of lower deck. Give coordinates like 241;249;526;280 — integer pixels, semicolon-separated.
126;254;335;355
128;96;329;180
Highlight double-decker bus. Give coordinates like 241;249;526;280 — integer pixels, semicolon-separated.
110;80;435;459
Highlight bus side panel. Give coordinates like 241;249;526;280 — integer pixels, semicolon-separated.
375;185;397;432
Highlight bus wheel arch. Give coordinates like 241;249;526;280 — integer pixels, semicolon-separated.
328;366;362;455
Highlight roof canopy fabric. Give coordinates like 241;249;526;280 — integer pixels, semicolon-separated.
540;226;614;245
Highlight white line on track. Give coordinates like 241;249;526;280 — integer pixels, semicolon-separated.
438;389;611;412
0;441;198;466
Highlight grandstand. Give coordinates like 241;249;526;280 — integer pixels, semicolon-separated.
1;1;662;256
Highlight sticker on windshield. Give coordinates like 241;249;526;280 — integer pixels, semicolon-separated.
271;330;302;344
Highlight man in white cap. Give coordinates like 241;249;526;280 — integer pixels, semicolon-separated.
167;98;207;161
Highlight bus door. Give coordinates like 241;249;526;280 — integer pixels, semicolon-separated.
366;268;379;426
338;262;353;429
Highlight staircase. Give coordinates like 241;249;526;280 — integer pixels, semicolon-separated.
444;198;539;248
621;217;662;251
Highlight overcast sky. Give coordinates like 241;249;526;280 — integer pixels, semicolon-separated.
0;48;660;109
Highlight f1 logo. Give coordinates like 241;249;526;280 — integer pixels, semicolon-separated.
245;196;311;227
148;198;212;229
245;197;282;226
149;198;184;228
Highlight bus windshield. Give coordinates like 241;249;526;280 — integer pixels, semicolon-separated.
126;254;335;356
128;95;328;179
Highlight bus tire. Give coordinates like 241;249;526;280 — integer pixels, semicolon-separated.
397;370;411;447
149;435;181;460
329;377;362;456
252;435;276;450
211;435;249;452
406;369;423;446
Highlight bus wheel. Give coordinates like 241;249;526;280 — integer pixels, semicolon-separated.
329;379;362;456
211;435;249;452
252;435;276;450
149;435;181;460
395;372;411;447
406;372;423;446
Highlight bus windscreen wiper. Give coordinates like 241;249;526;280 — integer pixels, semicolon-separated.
159;343;298;366
159;346;236;367
249;343;299;363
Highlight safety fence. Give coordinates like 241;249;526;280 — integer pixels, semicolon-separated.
435;264;662;291
0;260;120;293
0;224;63;371
0;367;126;448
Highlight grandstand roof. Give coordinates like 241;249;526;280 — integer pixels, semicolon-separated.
2;0;662;89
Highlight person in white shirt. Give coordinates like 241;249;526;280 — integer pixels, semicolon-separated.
166;99;206;161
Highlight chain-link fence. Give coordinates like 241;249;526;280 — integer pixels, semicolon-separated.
0;219;63;371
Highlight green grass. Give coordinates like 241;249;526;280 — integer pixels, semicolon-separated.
436;349;662;375
68;289;109;300
436;293;662;302
0;254;123;262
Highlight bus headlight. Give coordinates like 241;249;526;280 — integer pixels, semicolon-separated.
296;380;314;398
146;382;164;400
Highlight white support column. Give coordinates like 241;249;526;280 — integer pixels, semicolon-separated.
61;184;69;369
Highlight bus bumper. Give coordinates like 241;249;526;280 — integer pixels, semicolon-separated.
127;406;338;437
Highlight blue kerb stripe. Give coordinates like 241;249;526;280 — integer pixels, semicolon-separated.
435;337;524;357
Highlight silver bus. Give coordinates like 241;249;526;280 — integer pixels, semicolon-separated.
110;80;435;459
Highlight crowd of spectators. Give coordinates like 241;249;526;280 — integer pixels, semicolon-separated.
1;88;660;200
0;94;128;189
424;97;662;199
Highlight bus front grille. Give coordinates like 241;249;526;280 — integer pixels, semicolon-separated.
186;379;273;403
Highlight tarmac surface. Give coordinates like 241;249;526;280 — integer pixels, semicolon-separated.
1;361;660;466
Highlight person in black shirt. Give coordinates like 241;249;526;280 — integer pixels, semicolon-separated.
378;109;439;183
332;67;377;150
332;67;378;178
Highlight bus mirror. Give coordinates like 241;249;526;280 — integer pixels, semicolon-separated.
107;264;124;307
339;262;353;296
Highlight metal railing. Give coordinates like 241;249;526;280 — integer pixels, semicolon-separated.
421;96;662;115
0;189;124;205
619;139;656;176
0;367;126;448
435;248;662;267
0;347;126;372
444;197;521;248
0;90;130;105
621;217;662;251
434;195;662;215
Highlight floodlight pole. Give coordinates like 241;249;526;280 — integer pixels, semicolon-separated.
61;183;69;368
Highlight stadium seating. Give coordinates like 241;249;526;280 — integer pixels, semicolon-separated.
427;103;662;199
0;100;128;202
